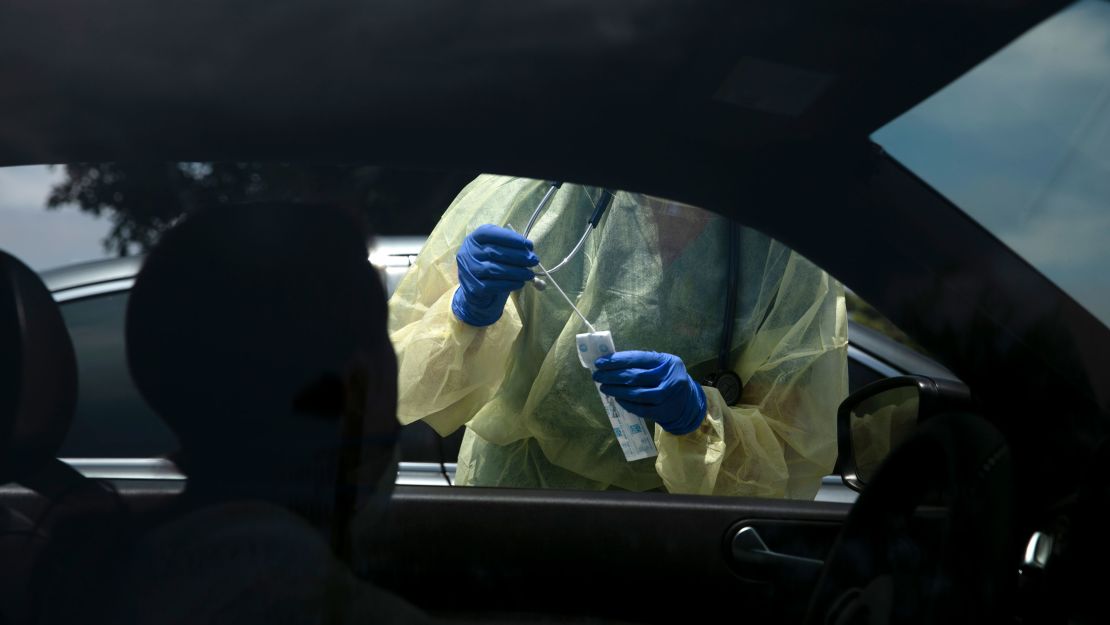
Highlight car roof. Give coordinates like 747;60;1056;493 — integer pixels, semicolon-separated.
41;249;947;358
0;0;1070;173
40;256;143;293
39;236;426;293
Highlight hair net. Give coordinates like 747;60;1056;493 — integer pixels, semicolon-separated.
389;175;847;498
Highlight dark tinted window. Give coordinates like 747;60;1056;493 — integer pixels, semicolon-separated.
57;291;178;457
55;287;443;463
874;0;1110;330
847;359;886;395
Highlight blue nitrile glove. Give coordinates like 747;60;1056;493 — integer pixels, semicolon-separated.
452;224;539;327
592;351;707;435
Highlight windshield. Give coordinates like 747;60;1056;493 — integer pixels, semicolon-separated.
873;0;1110;330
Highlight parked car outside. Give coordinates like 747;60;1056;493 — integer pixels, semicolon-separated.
38;237;956;503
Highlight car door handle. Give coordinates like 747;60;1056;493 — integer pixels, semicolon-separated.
730;526;825;585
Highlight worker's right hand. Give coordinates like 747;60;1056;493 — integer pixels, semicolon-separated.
452;224;539;327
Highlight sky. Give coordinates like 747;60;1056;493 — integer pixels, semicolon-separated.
873;0;1110;329
0;165;115;271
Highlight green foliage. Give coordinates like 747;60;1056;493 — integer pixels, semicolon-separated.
47;163;472;255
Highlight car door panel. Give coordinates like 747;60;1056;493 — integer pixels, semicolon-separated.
364;486;851;623
0;482;850;623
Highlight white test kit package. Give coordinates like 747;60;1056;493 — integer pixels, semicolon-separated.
575;331;658;462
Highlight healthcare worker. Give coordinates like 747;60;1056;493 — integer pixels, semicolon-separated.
389;175;848;499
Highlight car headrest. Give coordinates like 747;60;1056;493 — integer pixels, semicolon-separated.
125;202;394;467
0;250;78;484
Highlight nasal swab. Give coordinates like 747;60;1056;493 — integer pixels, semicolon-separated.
507;223;596;333
506;224;653;463
537;259;597;334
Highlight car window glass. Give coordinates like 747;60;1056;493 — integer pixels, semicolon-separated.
0;165;117;270
849;386;920;485
873;0;1110;331
391;176;856;500
3;161;944;503
1;162;477;467
57;292;178;457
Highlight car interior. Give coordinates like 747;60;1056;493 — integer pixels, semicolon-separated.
0;175;1103;624
0;251;129;625
2;1;1110;624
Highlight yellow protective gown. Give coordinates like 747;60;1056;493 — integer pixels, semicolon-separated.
849;386;920;484
389;175;848;499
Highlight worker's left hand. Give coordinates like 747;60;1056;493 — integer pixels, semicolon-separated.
593;351;707;435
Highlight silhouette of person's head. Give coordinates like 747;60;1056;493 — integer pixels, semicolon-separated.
126;202;398;525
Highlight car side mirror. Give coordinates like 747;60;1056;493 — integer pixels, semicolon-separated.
837;375;971;491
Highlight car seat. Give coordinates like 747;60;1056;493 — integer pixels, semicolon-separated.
106;202;426;625
0;250;122;625
806;412;1015;625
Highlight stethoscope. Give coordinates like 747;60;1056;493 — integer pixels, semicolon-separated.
525;182;744;406
705;221;744;405
522;181;613;290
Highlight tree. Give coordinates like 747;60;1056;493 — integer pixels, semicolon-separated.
48;162;472;255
